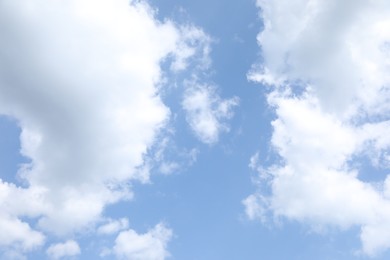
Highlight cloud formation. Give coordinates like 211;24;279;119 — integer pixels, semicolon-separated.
246;0;390;256
46;240;80;260
97;218;129;235
0;0;212;257
113;223;172;260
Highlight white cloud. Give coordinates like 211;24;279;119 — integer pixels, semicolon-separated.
113;223;172;260
170;26;212;72
248;152;260;171
0;0;212;255
170;23;239;145
242;193;268;222
46;240;80;260
248;0;390;256
182;82;239;144
252;0;390;116
0;180;45;252
138;134;199;176
0;214;45;252
97;218;129;235
159;161;180;175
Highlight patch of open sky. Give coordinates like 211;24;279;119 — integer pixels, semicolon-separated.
0;116;30;185
355;115;390;128
349;153;390;184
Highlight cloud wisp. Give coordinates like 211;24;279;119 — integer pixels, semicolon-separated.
183;82;239;144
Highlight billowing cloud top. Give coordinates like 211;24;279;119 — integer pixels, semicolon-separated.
246;0;390;256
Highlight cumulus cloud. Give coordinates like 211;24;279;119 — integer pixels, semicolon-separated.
246;0;390;256
46;240;80;260
0;0;210;256
182;82;239;144
113;223;172;260
0;213;45;252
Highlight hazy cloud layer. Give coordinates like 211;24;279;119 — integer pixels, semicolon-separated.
246;0;390;256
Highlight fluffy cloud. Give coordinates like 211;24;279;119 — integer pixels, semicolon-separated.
247;0;390;256
0;214;45;252
0;180;46;252
0;0;210;256
46;240;80;260
182;82;239;144
113;223;172;260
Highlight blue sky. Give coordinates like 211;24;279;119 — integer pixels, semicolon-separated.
1;0;390;259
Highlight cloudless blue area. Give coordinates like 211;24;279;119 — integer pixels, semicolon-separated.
0;116;29;184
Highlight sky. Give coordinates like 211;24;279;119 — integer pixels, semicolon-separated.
1;0;390;259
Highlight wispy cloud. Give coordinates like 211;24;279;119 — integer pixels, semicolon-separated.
183;82;239;144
